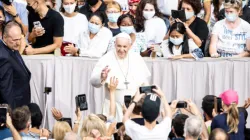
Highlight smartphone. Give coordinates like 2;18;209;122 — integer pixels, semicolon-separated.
33;21;43;28
60;118;72;128
176;101;187;108
75;94;88;111
1;0;13;5
171;10;187;22
214;97;223;114
124;95;132;108
139;86;156;94
0;107;7;124
44;87;52;93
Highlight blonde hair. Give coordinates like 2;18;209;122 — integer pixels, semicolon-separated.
107;1;122;12
81;114;107;138
52;121;72;140
226;103;239;133
224;0;242;11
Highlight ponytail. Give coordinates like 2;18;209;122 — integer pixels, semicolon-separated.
226;103;239;133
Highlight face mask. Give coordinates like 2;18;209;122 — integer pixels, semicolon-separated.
143;11;155;20
185;11;195;20
225;13;238;22
120;26;135;34
87;0;98;6
88;22;101;34
63;3;76;14
78;5;83;9
107;13;120;23
170;37;184;46
26;5;36;13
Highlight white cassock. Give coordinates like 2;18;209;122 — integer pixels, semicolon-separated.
90;50;151;122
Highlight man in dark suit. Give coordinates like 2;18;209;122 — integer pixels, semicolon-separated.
0;21;31;109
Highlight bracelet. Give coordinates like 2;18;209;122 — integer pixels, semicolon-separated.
74;120;80;124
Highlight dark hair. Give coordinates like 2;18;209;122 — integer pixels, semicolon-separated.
27;103;43;129
168;22;189;54
60;0;79;13
117;14;136;27
135;0;163;32
209;128;229;140
172;114;189;138
12;106;31;131
89;11;106;24
179;0;202;15
202;95;216;119
131;96;145;115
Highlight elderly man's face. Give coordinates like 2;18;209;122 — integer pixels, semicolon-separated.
4;26;22;51
115;37;131;59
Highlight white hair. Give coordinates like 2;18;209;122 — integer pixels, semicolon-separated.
184;116;203;139
63;132;81;140
115;32;132;44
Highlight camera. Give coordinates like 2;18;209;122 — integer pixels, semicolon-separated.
75;94;88;111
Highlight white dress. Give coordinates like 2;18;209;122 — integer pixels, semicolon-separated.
90;50;151;122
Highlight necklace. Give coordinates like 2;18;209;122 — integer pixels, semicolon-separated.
114;52;130;89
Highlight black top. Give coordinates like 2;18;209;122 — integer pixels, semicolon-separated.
188;17;209;54
0;40;31;109
131;118;145;125
79;1;108;24
28;9;64;49
109;27;121;36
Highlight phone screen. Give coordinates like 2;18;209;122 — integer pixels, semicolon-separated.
77;94;88;111
124;95;132;108
139;86;156;93
33;21;43;28
0;108;7;124
176;101;187;108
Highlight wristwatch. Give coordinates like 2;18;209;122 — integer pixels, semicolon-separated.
13;13;19;18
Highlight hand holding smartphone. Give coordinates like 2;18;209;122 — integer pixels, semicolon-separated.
176;101;187;108
124;95;132;108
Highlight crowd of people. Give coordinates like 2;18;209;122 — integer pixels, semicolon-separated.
1;0;250;139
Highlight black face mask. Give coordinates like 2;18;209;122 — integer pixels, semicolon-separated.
86;0;98;6
26;5;35;13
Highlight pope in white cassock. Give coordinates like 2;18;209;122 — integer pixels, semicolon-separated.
90;33;151;122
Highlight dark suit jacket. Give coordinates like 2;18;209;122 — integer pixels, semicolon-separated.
0;40;31;109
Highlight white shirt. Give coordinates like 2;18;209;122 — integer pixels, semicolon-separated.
157;0;178;16
125;117;172;140
145;17;167;45
90;50;151;122
61;13;88;47
212;19;250;57
78;27;113;58
160;39;199;58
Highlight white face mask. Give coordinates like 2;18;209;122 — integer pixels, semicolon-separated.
143;11;155;20
185;11;195;20
170;37;184;46
63;3;76;14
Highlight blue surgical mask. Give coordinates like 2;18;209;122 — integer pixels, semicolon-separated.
170;37;184;45
120;26;135;34
107;13;120;23
225;13;238;22
88;22;101;34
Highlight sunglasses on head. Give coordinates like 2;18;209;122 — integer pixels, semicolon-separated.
225;0;238;4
